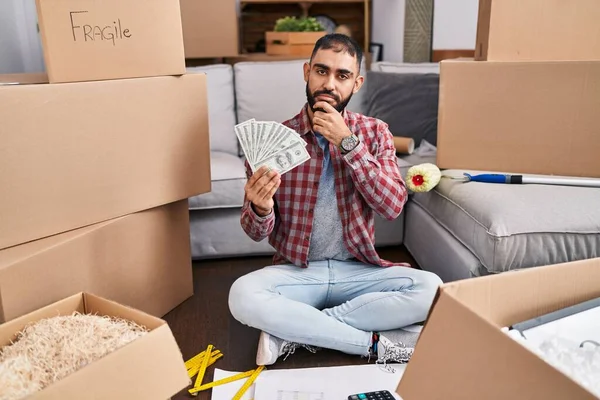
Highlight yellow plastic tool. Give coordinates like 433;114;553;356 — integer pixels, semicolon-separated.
232;365;265;400
188;368;256;394
184;344;266;398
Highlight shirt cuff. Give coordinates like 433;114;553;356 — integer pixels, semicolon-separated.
251;203;273;220
342;140;369;167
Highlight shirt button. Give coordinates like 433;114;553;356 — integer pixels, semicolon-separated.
304;235;310;242
308;209;313;214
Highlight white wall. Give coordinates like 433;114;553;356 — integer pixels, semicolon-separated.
372;0;406;62
0;0;24;73
1;0;478;72
0;0;45;74
372;0;479;62
432;0;479;50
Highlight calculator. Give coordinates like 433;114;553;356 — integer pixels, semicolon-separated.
347;390;396;399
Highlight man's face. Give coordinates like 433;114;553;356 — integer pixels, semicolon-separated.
303;48;364;113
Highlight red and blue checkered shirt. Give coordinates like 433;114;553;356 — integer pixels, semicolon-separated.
240;104;410;268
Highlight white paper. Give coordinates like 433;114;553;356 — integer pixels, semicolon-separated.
210;364;406;400
520;306;600;347
211;368;256;400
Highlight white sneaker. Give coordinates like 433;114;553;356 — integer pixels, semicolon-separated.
376;335;414;364
256;331;318;366
379;326;421;349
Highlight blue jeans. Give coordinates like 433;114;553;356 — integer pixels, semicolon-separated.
228;259;443;356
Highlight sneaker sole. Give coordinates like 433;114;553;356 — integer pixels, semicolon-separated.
256;332;275;366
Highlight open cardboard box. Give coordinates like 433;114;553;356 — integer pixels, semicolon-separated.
0;292;190;399
397;257;600;399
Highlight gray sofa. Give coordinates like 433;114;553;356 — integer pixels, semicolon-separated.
187;60;600;283
185;60;407;261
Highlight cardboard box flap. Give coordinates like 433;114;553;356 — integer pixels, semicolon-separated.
83;293;164;330
475;0;491;59
397;289;597;400
0;293;85;347
441;258;600;328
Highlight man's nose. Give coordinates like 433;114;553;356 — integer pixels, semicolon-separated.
323;75;335;91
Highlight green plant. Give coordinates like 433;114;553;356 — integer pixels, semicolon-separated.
273;16;325;32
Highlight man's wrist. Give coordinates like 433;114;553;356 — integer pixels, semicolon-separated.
339;133;360;154
251;202;272;217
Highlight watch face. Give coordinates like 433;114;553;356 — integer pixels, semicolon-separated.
342;135;358;151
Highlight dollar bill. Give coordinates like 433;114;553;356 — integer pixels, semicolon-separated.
234;119;310;174
252;141;311;174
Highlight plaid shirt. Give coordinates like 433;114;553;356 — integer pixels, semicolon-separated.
240;104;410;268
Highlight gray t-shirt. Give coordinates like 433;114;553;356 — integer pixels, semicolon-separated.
308;133;354;262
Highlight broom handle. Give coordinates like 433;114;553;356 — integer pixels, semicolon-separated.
465;173;600;188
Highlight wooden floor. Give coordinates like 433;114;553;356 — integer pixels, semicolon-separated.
163;245;418;399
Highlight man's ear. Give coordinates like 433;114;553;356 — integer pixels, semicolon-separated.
352;75;365;94
303;62;310;82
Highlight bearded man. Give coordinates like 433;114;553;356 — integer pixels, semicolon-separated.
228;33;443;366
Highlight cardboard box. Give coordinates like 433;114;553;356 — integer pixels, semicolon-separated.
476;0;600;61
0;73;211;250
265;31;326;56
0;200;193;323
179;0;239;59
436;59;600;178
397;257;600;399
0;292;190;399
35;0;186;83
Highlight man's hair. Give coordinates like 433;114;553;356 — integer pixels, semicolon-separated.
310;33;363;71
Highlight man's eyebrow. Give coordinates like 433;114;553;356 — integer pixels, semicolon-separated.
314;63;330;71
314;63;354;76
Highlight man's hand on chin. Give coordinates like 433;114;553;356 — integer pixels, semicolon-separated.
312;101;352;147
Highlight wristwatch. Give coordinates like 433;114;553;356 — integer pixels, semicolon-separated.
340;134;360;154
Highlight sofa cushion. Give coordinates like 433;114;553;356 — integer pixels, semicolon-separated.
188;151;246;210
186;64;238;155
411;169;600;274
371;61;440;74
234;59;367;126
365;71;439;146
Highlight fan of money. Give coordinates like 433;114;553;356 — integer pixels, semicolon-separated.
235;118;311;174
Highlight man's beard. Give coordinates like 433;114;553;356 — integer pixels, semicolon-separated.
306;83;353;113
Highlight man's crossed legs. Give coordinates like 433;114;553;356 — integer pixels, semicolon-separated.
228;259;442;366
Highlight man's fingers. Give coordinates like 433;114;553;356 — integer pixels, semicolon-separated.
264;179;280;200
314;101;336;113
248;166;274;188
254;172;280;197
260;177;280;200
